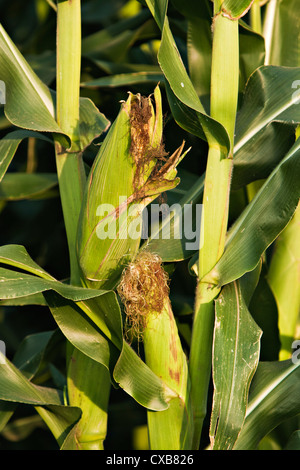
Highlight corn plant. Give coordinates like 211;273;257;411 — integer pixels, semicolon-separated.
0;0;300;451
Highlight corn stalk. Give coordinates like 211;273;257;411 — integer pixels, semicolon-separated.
54;0;111;450
189;0;240;449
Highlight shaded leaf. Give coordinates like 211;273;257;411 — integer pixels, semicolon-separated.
0;130;52;182
81;71;164;88
234;360;300;449
0;173;58;201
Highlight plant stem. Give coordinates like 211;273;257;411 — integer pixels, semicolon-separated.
189;4;239;449
55;0;85;285
246;0;263;201
55;0;111;450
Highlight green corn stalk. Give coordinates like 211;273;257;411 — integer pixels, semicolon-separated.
189;0;240;449
117;252;193;450
54;0;112;450
77;85;188;291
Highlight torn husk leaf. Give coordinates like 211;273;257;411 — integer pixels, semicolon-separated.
77;85;188;290
118;252;194;449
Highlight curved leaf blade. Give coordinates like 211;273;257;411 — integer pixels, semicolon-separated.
203;137;300;287
234;360;300;449
0;173;58;201
81;72;164;88
210;281;262;450
0;24;62;134
233;66;300;188
0;244;56;280
0;130;52;182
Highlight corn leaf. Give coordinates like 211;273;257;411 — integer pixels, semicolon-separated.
264;0;300;67
0;349;61;406
285;431;300;450
0;25;109;151
81;71;164;88
0;244;56;280
268;205;300;359
0;267;109;302
0;245;171;410
0;24;62;135
222;0;254;19
210;281;262;450
201;136;300;287
263;0;300;362
0;173;58;201
145;0;230;152
142;174;205;261
0;130;51;182
81;9;152;61
113;341;171;411
43;291;117;373
12;330;58;380
234;360;300;449
0;351;81;447
232;66;300;189
45;292;170;411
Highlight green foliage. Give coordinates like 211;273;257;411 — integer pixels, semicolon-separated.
0;0;299;451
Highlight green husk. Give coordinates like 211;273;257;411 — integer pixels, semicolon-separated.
77;85;188;290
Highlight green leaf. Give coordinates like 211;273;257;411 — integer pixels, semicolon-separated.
0;351;62;406
113;341;170;411
221;0;254;19
44;291;119;373
202;137;300;287
92;59;162;75
145;0;230;152
0;401;18;433
265;0;300;67
210;281;262;450
238;20;265;92
0;412;44;442
0;130;52;182
0;267;108;301
142;173;205;261
285;431;300;450
30;405;82;449
234;360;300;449
0;24;62;135
81;71;164;88
45;291;170;411
12;330;57;380
0;247;170;410
81;9;152;61
0;244;56;280
233;66;300;189
0;293;47;306
165;62;300;190
78;97;110;151
0;25;109;152
0;173;58;201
